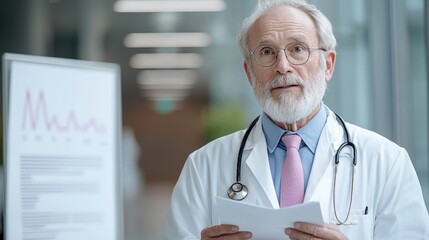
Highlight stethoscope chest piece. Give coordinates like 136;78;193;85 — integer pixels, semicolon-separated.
227;182;248;200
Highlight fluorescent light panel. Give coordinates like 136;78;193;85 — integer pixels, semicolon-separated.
138;70;197;87
130;53;203;69
124;32;211;48
114;0;226;13
142;89;189;101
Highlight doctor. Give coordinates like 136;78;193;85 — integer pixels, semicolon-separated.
161;0;429;239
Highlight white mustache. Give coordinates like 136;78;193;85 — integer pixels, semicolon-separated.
266;74;305;90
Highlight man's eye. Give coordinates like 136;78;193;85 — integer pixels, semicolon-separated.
288;43;307;54
260;47;275;56
293;46;303;53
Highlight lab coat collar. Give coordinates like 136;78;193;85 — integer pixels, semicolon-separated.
304;109;345;202
243;117;280;208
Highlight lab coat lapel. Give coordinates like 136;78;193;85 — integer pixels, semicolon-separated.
244;119;280;209
304;110;343;202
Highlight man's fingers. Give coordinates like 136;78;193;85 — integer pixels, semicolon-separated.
285;222;347;240
325;223;338;230
201;224;253;239
201;224;239;237
297;222;329;238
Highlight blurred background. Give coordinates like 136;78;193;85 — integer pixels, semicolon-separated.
0;0;428;239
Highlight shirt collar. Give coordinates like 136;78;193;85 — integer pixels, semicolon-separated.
261;104;328;154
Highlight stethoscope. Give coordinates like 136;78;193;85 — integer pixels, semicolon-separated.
227;113;357;225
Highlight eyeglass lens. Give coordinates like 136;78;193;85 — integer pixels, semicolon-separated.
253;42;310;66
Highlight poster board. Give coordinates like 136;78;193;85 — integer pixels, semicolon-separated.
2;53;122;240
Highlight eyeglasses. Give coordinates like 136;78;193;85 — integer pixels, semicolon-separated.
249;42;326;67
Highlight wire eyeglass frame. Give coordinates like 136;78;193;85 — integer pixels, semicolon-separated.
249;42;326;67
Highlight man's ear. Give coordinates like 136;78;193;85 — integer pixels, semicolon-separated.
244;60;252;84
324;50;336;82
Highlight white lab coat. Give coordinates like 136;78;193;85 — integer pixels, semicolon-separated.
161;109;429;240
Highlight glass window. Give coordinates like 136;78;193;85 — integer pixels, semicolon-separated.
406;0;428;206
317;0;429;207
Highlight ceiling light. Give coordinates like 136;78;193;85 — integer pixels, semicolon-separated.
138;70;197;89
114;0;226;13
124;32;211;48
142;89;189;101
130;53;203;69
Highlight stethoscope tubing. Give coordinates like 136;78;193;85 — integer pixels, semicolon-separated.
235;116;260;183
333;113;357;165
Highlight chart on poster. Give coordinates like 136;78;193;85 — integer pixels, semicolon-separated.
3;54;122;240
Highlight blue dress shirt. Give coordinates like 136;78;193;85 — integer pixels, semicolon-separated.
261;105;328;202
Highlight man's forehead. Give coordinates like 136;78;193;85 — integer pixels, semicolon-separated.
258;35;310;44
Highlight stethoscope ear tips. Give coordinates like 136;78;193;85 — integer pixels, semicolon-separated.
227;182;248;200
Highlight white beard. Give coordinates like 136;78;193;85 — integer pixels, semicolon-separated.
250;63;327;124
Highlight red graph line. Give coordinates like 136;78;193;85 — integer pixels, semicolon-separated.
21;90;106;134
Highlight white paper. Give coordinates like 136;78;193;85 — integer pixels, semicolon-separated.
4;57;120;240
215;197;324;239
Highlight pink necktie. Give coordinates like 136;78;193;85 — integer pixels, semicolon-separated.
280;134;304;208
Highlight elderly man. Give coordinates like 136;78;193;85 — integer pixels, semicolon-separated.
161;0;429;239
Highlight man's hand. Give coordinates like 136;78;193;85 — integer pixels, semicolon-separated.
201;224;252;240
285;222;348;240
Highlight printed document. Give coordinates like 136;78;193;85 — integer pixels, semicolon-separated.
215;197;324;239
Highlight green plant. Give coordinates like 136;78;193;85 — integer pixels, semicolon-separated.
201;103;246;143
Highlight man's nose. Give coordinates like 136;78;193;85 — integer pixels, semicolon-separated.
275;49;293;74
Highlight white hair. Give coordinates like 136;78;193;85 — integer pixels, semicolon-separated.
238;0;337;59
